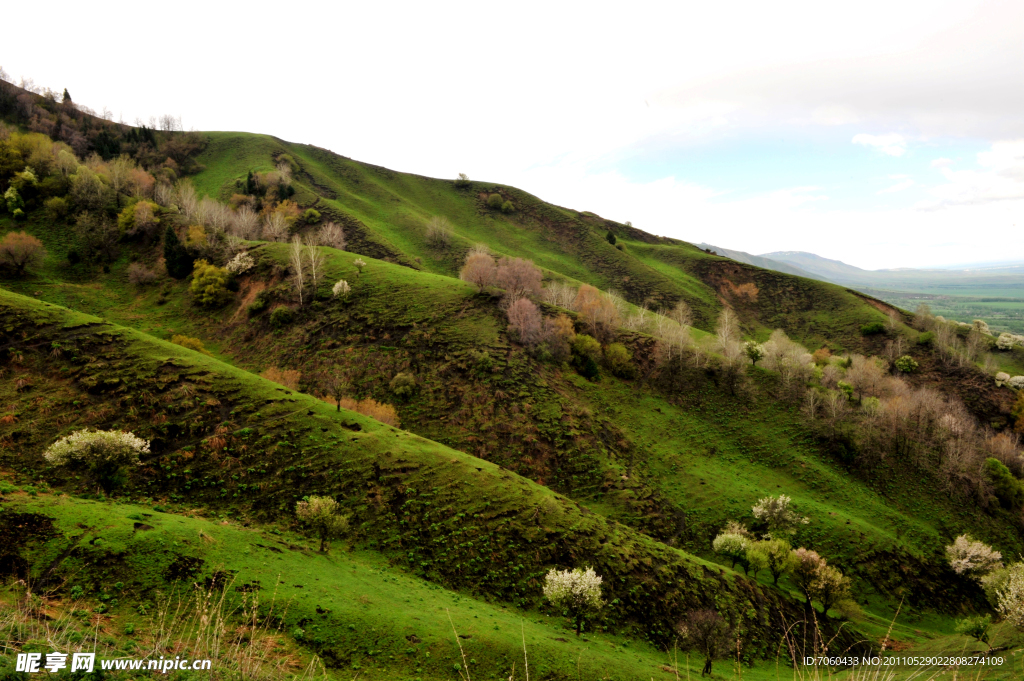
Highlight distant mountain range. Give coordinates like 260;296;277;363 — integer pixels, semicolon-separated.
697;244;1024;287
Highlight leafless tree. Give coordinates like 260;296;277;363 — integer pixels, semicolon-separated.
290;236;306;305
913;303;934;330
263;212;289;242
304;235;325;295
678;609;732;677
715;308;739;350
460;252;497;290
542;281;576;309
496;256;543;303
887;310;900;331
231;206;261;239
174;180;199;221
425;215;454;249
318;221;346;250
507;298;543;346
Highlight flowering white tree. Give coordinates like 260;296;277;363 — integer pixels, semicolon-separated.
44;429;149;494
332;280;351;298
225;251;255;275
543;566;603;636
996;563;1024;629
752;495;809;535
712;532;751;572
1008;376;1024;390
945;535;1003;579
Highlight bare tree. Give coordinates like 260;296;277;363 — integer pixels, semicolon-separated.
231;206;260;239
290;236;306;305
542;281;577;309
495;256;543;302
107;155;136;207
425;215;454;249
460;252;497;290
304;235;325;296
319;366;349;412
678;609;732;677
318;221;346;250
263;212;289;242
174;180;199;221
716;308;739;350
886;310;900;331
823;390;849;440
507;298;543;346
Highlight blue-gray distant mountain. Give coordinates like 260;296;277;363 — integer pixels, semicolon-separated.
759;251;872;283
695;244;827;281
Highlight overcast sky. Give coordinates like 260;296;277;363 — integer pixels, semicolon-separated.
5;0;1022;269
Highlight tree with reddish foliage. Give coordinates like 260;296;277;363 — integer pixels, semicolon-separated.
678;609;732;677
460;251;496;290
0;231;46;275
495;256;542;301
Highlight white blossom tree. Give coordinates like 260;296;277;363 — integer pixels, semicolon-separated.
945;535;1003;579
752;495;808;536
332;280;351;298
996;563;1024;629
543;566;603;636
44;429;149;494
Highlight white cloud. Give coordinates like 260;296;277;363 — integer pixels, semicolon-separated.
852;133;907;157
918;139;1024;208
931;157;953;168
878;175;915;193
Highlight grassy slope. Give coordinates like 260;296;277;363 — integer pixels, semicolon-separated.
0;288;838;670
2;492;708;681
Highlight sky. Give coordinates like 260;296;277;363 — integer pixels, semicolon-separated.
4;0;1023;269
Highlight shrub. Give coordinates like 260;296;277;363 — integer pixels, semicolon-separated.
323;396;401;427
1008;376;1024;390
984;458;1024;509
302;208;321;224
269;306;294;328
248;291;270;315
500;200;515;213
542;566;603;636
44;429;149;494
955;615;992;646
190;259;232;306
541;313;575;363
390;372;417;399
606;231;616;245
603;342;636;378
260;366;301;390
127;262;159;286
571;334;601;361
860;322;886;335
3;186;24;213
894;355;919;373
295;496;349;552
0;231;47;276
171;335;212;356
485;193;502;209
454;173;471;188
44;196;69;221
425;216;454;249
917;331;935;346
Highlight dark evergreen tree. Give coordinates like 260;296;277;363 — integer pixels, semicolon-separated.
62;88;72;104
163;226;193;279
606;230;617;245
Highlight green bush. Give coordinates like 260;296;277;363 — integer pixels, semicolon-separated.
44;196;69;221
390;372;417;399
12;208;25;221
983;458;1024;509
270;306;294;328
571;334;601;360
894;355;919;373
917;331;935;346
303;208;321;224
454;173;471;188
248;291;270;315
860;322;886;335
190;260;232;307
486;193;504;209
500;200;515;213
606;231;616;245
604;342;636;379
